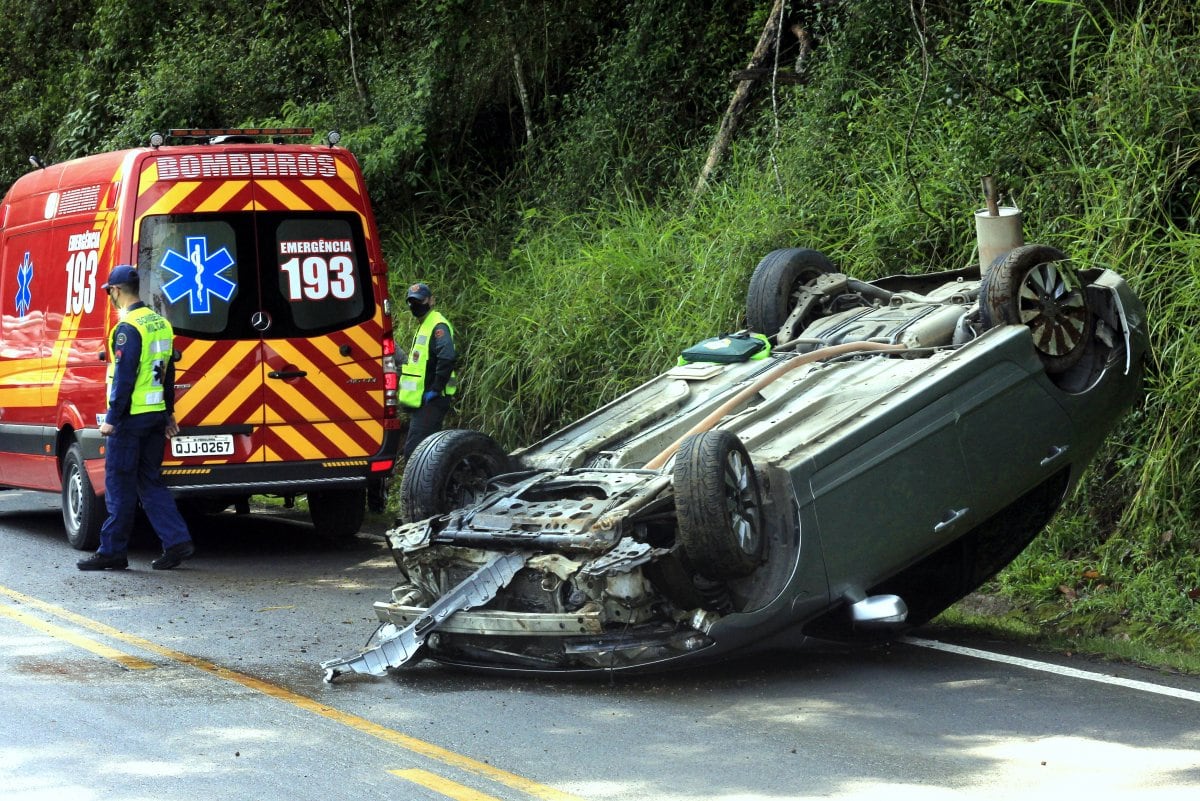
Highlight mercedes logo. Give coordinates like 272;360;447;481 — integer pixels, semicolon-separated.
251;310;272;332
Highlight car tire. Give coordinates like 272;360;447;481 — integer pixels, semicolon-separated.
401;429;511;523
61;443;102;550
308;488;367;540
979;244;1094;375
673;430;764;580
745;247;836;338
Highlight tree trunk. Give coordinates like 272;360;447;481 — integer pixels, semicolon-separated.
693;0;786;196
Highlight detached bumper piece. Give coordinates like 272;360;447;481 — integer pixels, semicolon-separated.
321;551;528;682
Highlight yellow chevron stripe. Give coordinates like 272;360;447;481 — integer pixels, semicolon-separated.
174;341;261;422
196;180;250;212
138;160;159;190
277;431;326;460
208;364;265;423
340;361;371;381
344;321;379;362
305;179;356;211
266;404;361;455
271;415;379;448
45;313;82;394
255;180;311;211
267;422;381;460
140;181;204;217
335;159;361;194
268;340;372;420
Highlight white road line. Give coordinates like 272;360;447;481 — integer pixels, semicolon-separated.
903;636;1200;703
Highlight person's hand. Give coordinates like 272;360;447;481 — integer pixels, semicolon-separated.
165;414;180;438
99;422;114;437
422;390;439;404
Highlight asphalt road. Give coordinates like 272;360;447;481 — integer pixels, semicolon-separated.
2;487;1198;800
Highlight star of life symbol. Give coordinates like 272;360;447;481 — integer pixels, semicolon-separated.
15;251;33;317
160;236;236;314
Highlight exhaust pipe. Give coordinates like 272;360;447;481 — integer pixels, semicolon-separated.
974;175;1023;278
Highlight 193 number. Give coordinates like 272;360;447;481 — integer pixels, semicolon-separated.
279;255;356;301
64;250;98;314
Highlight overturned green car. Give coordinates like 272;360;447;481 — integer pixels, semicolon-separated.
323;243;1147;679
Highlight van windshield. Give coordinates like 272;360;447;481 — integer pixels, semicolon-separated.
137;211;372;339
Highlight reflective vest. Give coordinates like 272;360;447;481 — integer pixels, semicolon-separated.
107;306;174;415
399;310;458;408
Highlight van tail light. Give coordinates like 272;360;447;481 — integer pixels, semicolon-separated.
382;335;399;419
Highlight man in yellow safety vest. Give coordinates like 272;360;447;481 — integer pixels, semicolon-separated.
77;264;194;571
398;282;458;460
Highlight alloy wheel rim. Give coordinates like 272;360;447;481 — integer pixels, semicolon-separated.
1018;261;1089;357
723;449;760;555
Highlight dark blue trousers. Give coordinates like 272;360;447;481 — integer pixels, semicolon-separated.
98;412;191;555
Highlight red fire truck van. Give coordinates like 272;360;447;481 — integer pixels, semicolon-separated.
0;128;401;548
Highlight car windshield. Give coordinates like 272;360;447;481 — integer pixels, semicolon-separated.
136;211;371;339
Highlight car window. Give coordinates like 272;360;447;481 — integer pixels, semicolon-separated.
138;211;372;339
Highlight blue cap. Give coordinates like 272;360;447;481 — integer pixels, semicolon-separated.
101;264;139;289
406;282;432;301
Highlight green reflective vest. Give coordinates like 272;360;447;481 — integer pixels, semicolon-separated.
107;306;173;415
399;310;458;408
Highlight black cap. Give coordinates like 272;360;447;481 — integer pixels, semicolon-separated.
101;264;138;289
406;283;432;301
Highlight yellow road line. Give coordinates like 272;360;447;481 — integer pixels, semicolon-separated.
0;601;156;671
0;584;584;801
392;768;504;801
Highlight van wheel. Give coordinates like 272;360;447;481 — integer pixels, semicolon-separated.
673;430;764;580
62;444;103;550
401;429;510;523
308;488;366;540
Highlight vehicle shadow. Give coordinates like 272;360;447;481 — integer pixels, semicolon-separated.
0;488;390;561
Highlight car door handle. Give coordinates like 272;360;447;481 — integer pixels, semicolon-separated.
933;507;969;534
1040;444;1069;467
268;369;308;380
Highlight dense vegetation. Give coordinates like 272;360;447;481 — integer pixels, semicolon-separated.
3;0;1196;665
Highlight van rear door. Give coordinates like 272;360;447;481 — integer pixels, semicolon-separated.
132;149;386;481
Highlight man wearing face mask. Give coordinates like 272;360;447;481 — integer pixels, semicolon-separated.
398;282;458;460
77;264;194;571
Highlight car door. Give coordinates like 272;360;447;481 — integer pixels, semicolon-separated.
809;390;974;596
954;355;1073;519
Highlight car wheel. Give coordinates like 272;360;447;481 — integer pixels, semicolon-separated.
308;488;367;540
745;248;836;338
61;443;102;550
401;429;511;523
979;244;1094;374
673;430;764;580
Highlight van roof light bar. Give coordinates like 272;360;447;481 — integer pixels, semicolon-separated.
166;127;316;141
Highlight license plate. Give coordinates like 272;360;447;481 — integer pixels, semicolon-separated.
171;434;235;458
